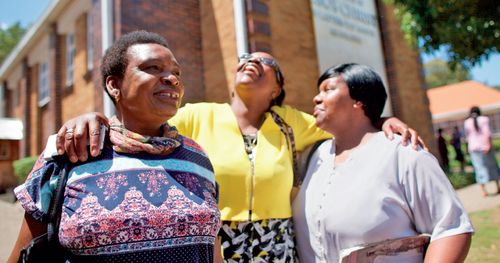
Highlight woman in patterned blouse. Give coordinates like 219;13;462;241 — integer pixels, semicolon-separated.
9;31;222;263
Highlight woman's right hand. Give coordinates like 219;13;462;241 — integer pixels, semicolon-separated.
56;112;109;163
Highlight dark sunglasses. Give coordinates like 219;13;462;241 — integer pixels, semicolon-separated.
238;53;283;86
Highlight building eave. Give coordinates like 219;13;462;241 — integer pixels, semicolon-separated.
0;0;72;83
432;102;500;123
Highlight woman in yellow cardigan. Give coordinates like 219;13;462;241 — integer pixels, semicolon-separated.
55;52;421;262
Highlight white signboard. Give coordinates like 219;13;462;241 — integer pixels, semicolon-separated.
311;0;392;115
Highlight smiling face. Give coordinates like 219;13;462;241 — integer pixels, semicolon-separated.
313;76;357;133
234;52;281;104
108;43;184;126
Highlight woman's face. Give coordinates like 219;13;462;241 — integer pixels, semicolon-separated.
115;43;184;124
234;52;281;102
313;76;356;132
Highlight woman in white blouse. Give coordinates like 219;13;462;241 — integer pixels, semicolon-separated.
293;63;473;263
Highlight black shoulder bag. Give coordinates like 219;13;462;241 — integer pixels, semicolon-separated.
18;161;70;263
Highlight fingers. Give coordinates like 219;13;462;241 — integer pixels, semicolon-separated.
63;128;79;163
400;128;410;146
74;122;89;162
408;128;419;149
418;136;429;151
88;119;103;157
385;128;395;141
56;126;68;155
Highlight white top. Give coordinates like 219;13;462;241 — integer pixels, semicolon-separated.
293;132;474;263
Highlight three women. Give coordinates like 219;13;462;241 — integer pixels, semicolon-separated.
33;43;425;261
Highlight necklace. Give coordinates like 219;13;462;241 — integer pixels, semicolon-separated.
242;134;258;155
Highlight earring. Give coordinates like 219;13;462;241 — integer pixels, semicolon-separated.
113;91;120;102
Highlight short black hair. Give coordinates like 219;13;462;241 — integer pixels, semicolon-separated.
317;63;387;125
274;69;286;106
101;30;169;102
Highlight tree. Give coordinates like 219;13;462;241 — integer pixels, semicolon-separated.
386;0;499;68
424;59;470;88
0;22;26;64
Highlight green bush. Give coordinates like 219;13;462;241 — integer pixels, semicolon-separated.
13;156;39;183
447;171;476;189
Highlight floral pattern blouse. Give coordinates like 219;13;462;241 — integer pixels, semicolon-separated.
15;135;221;263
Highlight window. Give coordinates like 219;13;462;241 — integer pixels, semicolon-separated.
38;61;50;106
87;12;94;70
66;33;75;87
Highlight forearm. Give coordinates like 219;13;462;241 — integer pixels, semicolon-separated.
424;233;472;263
7;213;46;263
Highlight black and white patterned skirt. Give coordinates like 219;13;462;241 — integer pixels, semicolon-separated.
219;218;298;263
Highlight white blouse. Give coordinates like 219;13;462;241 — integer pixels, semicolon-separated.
293;132;474;263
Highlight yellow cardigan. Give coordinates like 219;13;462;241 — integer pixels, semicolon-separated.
169;103;331;221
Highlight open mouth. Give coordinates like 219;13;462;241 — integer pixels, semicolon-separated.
241;62;262;77
154;90;180;99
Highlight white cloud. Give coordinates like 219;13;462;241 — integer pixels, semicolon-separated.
0;22;8;30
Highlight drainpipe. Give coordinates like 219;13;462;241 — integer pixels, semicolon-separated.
233;0;249;56
0;83;4;117
102;0;115;117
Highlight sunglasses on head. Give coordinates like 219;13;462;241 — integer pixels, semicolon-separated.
238;53;283;86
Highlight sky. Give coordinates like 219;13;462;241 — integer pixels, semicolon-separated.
1;0;499;86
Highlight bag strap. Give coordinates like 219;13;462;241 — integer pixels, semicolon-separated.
46;159;70;244
269;110;300;186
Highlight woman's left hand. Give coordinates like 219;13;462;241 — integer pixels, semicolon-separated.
381;117;428;151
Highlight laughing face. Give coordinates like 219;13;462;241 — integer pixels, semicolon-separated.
234;52;281;102
313;76;356;132
114;43;184;125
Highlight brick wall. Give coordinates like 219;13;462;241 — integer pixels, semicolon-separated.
266;0;319;113
62;13;96;122
200;0;238;103
118;0;205;104
47;25;64;136
377;1;436;154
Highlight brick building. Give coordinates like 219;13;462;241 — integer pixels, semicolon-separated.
0;0;435;185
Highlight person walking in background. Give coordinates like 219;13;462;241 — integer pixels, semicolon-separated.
464;106;500;197
437;128;449;172
451;126;466;173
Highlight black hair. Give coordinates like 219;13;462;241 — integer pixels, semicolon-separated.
317;63;387;125
469;106;481;131
274;69;286;106
101;30;169;103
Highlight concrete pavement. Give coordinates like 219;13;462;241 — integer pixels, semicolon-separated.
0;181;499;262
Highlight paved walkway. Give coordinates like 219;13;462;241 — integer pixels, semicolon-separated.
0;181;499;262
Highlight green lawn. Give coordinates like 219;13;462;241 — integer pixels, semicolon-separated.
466;206;500;262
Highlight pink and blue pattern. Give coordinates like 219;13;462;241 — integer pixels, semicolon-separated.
15;135;220;263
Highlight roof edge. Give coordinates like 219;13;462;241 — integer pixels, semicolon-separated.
0;0;72;82
432;102;500;121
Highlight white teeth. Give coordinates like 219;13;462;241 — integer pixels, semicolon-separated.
158;92;179;99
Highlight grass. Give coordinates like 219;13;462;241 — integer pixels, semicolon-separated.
466;206;500;263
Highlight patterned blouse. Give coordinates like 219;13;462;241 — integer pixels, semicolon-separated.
15;135;221;263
